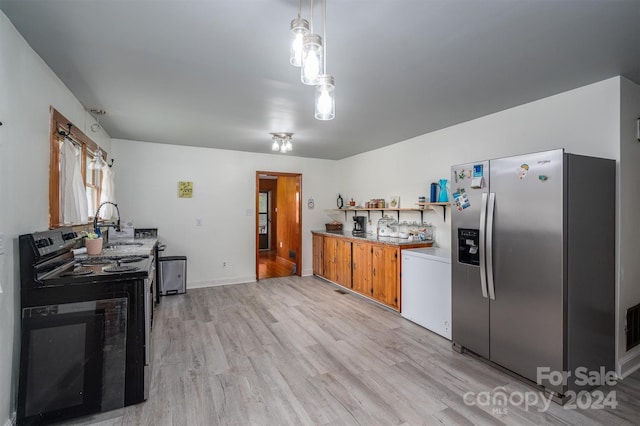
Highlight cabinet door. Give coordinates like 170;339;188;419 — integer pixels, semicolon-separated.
312;234;324;276
323;237;338;282
335;240;352;288
352;241;372;295
372;245;399;308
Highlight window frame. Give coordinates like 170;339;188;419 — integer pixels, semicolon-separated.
49;107;105;228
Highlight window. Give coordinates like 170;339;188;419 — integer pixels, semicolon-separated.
49;108;105;228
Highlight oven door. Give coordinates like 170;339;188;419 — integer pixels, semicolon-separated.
18;298;127;425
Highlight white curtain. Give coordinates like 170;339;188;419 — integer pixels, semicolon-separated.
99;165;117;218
60;139;88;225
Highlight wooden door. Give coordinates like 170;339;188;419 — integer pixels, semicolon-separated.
312;234;324;276
255;171;301;281
352;241;371;296
335;240;352;288
372;245;399;308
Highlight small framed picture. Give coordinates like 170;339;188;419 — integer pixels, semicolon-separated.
178;181;193;198
389;196;400;208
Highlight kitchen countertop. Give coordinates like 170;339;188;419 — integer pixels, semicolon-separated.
311;230;433;247
76;238;158;260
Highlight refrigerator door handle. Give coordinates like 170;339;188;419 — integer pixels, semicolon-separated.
487;192;496;300
479;193;489;298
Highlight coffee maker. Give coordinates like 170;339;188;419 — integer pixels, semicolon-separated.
353;216;366;236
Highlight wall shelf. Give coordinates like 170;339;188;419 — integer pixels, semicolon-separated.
325;203;450;222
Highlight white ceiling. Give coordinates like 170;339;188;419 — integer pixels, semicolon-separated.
2;0;639;160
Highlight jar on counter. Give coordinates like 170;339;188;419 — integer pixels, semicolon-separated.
377;215;394;236
399;221;409;239
419;222;435;242
389;219;399;237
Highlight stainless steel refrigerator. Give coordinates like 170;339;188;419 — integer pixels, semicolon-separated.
451;149;615;398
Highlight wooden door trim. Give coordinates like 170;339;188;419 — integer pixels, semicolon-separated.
256;171;303;281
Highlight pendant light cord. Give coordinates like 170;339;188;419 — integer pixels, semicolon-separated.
323;0;327;72
297;0;302;20
310;0;314;32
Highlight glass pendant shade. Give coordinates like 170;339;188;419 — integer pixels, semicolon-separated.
301;33;323;85
290;18;310;67
315;75;335;120
270;133;293;153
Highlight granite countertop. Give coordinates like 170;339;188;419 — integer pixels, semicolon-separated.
76;238;158;260
311;230;433;247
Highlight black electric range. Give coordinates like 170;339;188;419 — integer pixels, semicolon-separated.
18;228;154;425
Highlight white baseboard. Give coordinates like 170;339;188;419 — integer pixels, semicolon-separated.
187;273;315;290
187;276;256;289
618;348;640;378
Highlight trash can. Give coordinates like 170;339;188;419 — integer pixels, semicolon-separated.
159;256;187;296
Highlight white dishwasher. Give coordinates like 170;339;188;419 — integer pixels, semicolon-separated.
401;247;451;339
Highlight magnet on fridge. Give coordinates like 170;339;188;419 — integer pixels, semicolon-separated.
470;176;484;189
518;164;529;180
538;175;548;181
473;164;483;177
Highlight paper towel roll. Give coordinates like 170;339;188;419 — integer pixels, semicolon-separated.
72;247;87;256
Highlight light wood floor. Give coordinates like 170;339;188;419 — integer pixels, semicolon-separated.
61;276;640;425
258;250;294;279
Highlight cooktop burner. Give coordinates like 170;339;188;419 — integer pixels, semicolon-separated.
60;267;95;277
102;265;139;273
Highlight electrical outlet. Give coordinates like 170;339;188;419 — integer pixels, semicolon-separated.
222;261;227;267
279;241;283;248
196;218;202;226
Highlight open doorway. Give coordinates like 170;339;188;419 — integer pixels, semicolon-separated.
256;171;302;280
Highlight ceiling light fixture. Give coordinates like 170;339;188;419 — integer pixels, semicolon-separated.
88;108;106;133
301;0;323;85
290;0;309;67
270;133;293;153
314;0;335;120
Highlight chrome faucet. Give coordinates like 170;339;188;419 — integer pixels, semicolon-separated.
93;201;121;236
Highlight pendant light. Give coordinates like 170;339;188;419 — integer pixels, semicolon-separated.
301;0;323;85
290;0;309;67
315;75;335;120
314;0;335;120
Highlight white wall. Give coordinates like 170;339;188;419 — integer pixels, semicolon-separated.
336;78;621;249
618;78;640;376
0;12;110;425
110;140;337;285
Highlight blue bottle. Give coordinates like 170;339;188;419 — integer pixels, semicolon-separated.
429;183;437;203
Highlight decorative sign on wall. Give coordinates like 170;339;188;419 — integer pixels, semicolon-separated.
178;181;193;198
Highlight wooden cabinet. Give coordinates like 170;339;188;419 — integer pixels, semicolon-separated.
352;241;371;295
323;236;352;287
312;233;324;276
335;239;352;288
312;232;428;311
372;245;399;308
323;237;337;282
353;243;399;309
